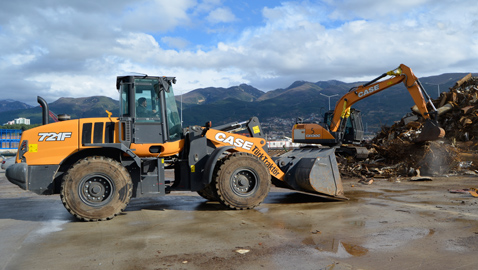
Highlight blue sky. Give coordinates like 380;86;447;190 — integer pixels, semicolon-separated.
0;0;477;105
155;1;267;50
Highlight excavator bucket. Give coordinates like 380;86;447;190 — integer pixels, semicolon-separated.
274;148;347;200
416;120;445;142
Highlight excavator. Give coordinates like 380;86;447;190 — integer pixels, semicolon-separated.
292;64;445;155
6;74;346;221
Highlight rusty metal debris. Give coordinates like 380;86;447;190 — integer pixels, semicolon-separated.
448;188;478;198
339;74;478;179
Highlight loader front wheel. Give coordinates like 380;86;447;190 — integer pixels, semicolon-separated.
197;184;218;201
213;152;271;210
60;156;133;221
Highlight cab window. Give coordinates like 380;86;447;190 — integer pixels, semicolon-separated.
164;84;182;141
135;79;161;122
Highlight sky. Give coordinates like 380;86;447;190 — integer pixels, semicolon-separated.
1;0;477;105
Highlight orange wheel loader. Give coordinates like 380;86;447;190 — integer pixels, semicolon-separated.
6;75;345;221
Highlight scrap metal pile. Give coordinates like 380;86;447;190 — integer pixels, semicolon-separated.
339;74;478;179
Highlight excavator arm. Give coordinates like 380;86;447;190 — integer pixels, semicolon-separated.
330;64;436;131
293;64;445;145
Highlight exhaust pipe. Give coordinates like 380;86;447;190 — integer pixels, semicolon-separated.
37;96;49;125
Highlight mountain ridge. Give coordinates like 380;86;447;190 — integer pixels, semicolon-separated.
0;72;475;134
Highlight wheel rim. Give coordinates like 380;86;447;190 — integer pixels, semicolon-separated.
78;174;115;207
230;168;258;196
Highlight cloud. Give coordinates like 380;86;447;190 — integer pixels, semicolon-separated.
0;0;477;106
195;0;478;88
121;0;196;32
161;36;190;49
326;0;432;20
206;7;237;24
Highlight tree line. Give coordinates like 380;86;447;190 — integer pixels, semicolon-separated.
0;124;40;131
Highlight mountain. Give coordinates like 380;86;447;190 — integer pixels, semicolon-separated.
259;81;323;102
0;96;118;125
1;72;475;134
0;100;33;112
48;96;119;118
179;73;473;133
178;84;264;106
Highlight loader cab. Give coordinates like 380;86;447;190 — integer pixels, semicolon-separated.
325;109;364;145
116;75;182;145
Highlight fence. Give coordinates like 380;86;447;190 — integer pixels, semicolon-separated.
0;129;21;149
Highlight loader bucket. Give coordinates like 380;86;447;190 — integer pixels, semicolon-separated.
416;120;445;142
273;148;347;200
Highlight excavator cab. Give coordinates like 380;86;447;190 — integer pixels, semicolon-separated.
324;109;364;145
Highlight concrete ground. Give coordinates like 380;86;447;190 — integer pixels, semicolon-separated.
1;169;478;270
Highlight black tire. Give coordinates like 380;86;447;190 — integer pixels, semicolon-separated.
213;152;271;210
60;156;133;221
197;184;218;201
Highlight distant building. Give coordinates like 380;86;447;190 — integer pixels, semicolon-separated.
5;117;30;125
267;140;302;149
0;129;21;150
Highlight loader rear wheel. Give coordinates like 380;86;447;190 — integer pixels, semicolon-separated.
60;156;133;221
213;152;271;210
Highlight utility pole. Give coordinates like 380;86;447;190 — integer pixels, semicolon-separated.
180;91;183;128
425;78;453;98
320;93;338;110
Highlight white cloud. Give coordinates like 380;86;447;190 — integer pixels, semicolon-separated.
326;0;432;20
195;0;223;14
0;0;477;106
194;0;478;88
206;7;237;24
161;36;190;49
121;0;196;32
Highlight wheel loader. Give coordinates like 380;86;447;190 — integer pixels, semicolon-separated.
6;75;345;221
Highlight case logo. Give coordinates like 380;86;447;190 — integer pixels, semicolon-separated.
214;132;254;150
358;84;379;98
38;132;72;142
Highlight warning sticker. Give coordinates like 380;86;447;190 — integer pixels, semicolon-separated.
29;144;38;153
253;126;260;134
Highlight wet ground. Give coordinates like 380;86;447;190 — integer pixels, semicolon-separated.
1;170;478;270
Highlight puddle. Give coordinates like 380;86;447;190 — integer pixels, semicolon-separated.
313;239;368;258
308;227;432;258
341;242;369;257
302;236;369;258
